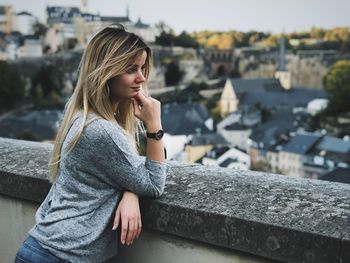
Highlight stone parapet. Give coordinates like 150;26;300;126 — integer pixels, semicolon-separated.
1;137;350;262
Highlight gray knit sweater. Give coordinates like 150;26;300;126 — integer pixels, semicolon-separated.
28;112;167;263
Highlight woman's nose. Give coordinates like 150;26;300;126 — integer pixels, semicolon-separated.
136;71;145;83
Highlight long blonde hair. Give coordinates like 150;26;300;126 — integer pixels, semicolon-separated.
50;24;152;182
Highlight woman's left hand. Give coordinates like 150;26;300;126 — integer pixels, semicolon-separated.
112;191;142;246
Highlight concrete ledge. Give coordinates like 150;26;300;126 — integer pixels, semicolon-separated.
1;137;350;262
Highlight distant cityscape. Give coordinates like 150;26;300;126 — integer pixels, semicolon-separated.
0;3;349;183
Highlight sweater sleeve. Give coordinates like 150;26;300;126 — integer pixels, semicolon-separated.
86;119;167;198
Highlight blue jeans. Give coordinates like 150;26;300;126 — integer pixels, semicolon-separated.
14;235;70;263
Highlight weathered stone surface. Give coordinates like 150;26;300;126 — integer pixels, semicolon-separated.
1;137;350;262
0;138;52;202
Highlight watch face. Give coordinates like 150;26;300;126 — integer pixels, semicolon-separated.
156;130;164;139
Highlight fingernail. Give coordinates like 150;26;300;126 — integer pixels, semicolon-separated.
112;226;116;230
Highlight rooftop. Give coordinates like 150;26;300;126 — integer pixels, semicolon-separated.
187;133;227;146
161;103;211;135
316;137;350;154
229;78;326;109
280;132;322;155
320;168;350;184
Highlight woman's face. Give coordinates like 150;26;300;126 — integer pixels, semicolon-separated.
109;50;147;102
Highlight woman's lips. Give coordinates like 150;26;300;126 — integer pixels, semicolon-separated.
131;87;141;92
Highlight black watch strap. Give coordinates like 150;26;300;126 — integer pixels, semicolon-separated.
146;129;164;140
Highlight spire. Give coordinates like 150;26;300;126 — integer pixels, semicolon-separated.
126;4;130;18
277;35;287;71
81;0;88;13
275;34;291;90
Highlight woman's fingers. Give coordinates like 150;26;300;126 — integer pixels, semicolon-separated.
120;215;141;245
133;90;148;104
120;218;128;245
112;208;120;230
126;220;135;245
136;218;142;238
130;98;141;116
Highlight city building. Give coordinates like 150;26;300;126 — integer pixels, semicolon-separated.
13;11;35;35
201;145;250;170
304;136;350;178
184;133;227;163
277;132;322;177
161;103;213;160
0;5;13;34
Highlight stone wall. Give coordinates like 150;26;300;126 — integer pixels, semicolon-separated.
1;137;350;262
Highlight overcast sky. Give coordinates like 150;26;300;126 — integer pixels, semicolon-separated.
2;0;350;34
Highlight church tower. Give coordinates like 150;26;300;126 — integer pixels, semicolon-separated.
81;0;88;13
220;79;239;115
275;36;292;90
126;4;130;18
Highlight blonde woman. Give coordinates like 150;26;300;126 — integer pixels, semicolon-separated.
14;24;166;263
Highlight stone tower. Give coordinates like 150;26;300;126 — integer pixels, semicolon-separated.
220;79;239;115
80;0;88;13
275;36;292;90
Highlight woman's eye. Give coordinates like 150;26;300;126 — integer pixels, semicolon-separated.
127;68;137;74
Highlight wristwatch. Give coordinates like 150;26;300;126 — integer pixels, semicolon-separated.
146;129;164;140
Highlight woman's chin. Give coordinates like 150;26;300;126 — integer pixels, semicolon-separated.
131;90;141;96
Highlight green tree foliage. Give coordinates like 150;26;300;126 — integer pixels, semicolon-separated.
323;60;350;114
32;65;60;97
289;31;311;39
204;92;223;123
31;64;64;109
324;27;349;42
0;61;25;111
192;27;350;52
156;31;199;48
194;32;234;49
263;34;280;48
174;31;199;48
164;62;184;86
193;30;270;49
155;31;175;46
310;27;326;39
155;81;207;104
32;21;47;37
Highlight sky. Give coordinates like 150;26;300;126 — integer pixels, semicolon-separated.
2;0;350;34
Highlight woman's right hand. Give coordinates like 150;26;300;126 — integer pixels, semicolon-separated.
112;191;142;246
131;92;162;131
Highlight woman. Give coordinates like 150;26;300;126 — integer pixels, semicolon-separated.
14;24;167;263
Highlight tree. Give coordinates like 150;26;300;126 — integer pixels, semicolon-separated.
174;31;199;48
32;65;61;98
32;21;47;37
0;61;25;111
323;60;350;114
164;62;184;86
155;21;176;46
263;35;279;48
310;27;326;39
155;21;174;35
31;64;64;109
155;31;175;46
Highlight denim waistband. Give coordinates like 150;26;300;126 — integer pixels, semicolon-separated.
24;236;69;263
